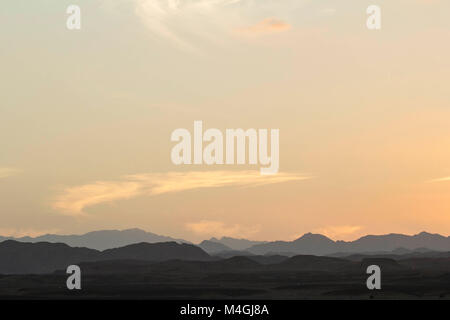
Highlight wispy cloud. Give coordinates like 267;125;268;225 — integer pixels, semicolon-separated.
52;171;310;216
127;0;298;52
0;167;21;179
186;220;260;238
235;18;291;36
132;0;243;52
52;181;142;216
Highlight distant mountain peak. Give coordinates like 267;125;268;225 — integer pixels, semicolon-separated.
415;231;438;237
295;233;334;242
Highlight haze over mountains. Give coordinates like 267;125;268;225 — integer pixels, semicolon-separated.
1;229;449;255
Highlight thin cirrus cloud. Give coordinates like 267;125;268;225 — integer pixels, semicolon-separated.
52;171;310;216
0;167;21;179
133;0;245;53
129;0;293;52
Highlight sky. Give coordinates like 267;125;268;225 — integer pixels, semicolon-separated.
1;0;450;242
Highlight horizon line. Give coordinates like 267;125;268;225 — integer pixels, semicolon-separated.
1;228;448;244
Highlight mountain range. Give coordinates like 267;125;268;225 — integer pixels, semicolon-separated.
0;240;210;274
0;228;188;251
2;241;449;299
1;229;449;256
247;232;450;256
1;229;449;299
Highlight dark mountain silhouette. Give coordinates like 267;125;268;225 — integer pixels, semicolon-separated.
52;252;449;276
210;237;266;251
359;258;407;272
1;238;450;299
100;242;210;262
0;240;99;274
399;257;450;273
247;255;289;265
249;233;336;255
248;232;450;255
211;250;255;259
330;250;450;263
152;256;261;274
273;255;355;272
0;240;210;274
0;228;189;251
198;240;232;254
75;256;262;276
199;256;261;272
329;247;448;259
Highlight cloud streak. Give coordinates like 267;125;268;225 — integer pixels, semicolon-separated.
52;171;310;216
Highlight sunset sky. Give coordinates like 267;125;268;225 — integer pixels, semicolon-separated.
1;0;450;242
